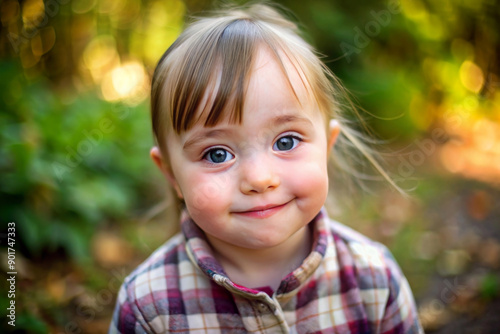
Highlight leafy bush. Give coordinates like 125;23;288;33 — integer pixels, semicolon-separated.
0;61;156;261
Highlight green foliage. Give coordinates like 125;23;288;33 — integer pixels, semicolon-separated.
0;61;155;261
11;312;48;334
480;273;500;300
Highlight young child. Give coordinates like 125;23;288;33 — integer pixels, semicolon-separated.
110;3;423;333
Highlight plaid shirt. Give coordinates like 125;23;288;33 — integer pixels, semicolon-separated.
109;209;423;333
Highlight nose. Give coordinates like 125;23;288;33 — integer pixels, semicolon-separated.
239;156;280;194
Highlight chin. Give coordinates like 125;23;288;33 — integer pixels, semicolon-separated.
257;228;304;249
233;230;285;250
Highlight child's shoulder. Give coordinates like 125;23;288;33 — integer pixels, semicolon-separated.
122;232;189;287
325;215;401;275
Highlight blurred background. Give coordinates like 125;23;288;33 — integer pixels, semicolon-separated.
1;0;499;333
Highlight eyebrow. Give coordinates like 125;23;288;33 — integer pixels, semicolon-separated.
182;113;313;150
270;114;313;127
183;129;234;150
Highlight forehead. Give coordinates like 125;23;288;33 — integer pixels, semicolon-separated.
194;45;317;128
245;46;315;117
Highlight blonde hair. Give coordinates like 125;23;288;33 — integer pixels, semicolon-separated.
151;2;400;195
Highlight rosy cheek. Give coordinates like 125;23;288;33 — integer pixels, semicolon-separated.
183;172;232;215
290;159;328;200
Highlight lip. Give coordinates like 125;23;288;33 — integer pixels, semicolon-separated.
232;200;292;219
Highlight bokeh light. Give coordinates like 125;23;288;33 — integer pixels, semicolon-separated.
101;61;149;103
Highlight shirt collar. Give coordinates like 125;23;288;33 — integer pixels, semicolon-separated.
182;208;330;296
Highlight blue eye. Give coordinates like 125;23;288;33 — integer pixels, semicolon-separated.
204;148;234;164
273;136;300;151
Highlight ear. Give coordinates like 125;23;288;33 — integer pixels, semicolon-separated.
327;119;341;155
150;146;183;199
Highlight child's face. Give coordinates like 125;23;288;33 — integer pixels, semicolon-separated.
157;47;337;251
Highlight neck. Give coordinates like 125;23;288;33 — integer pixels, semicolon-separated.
206;226;312;291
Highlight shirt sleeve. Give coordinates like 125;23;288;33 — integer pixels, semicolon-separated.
379;246;424;334
109;282;150;334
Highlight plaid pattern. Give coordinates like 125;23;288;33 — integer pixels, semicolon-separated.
109;209;423;333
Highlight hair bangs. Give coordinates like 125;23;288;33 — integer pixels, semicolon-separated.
169;19;263;133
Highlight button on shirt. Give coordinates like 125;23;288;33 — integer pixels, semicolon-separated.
109;209;423;333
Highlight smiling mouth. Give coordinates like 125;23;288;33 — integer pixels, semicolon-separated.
233;200;292;219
